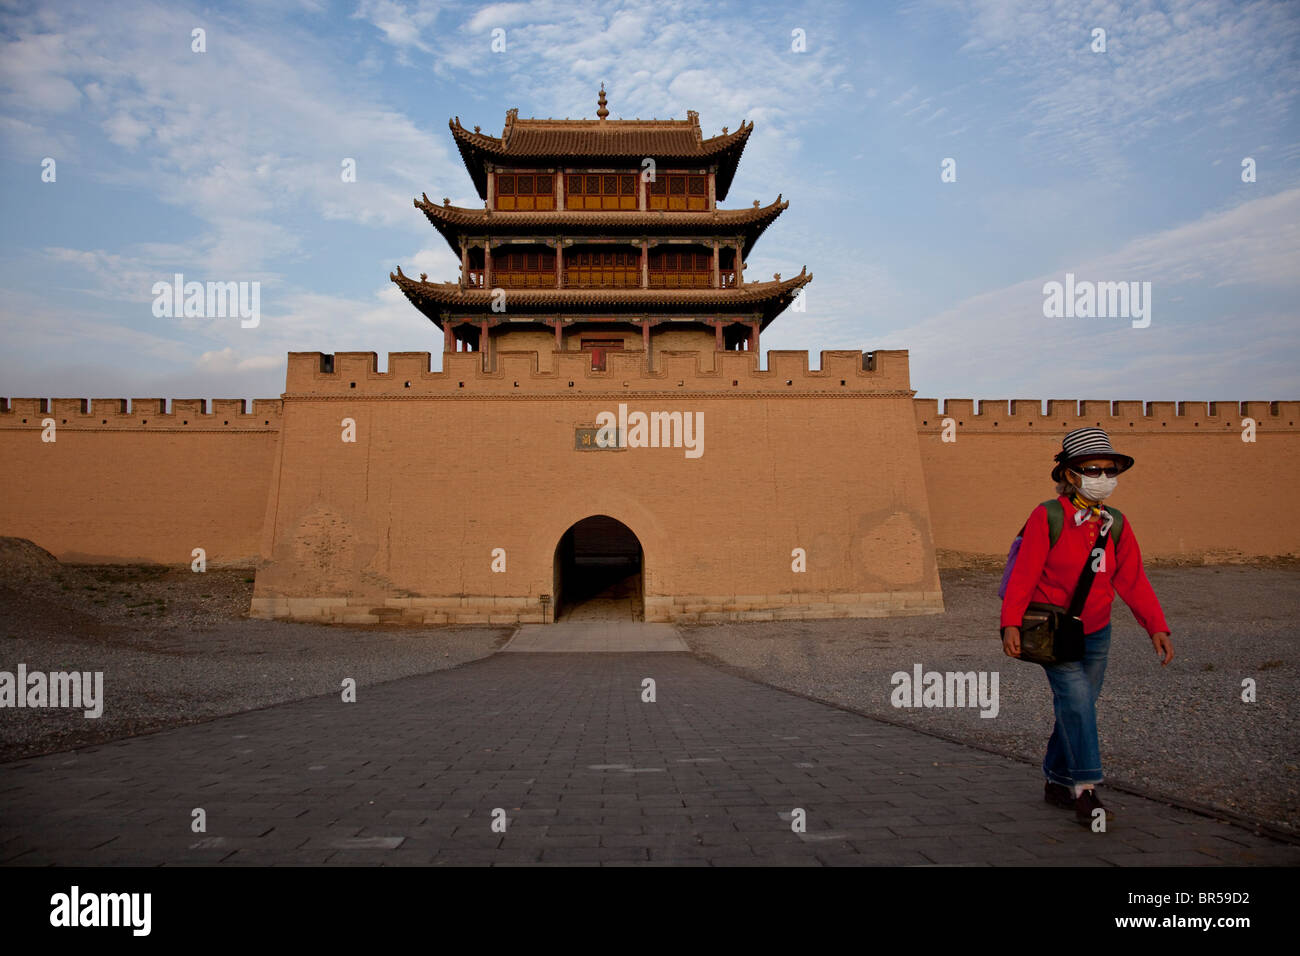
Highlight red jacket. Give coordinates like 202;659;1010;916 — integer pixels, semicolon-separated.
1000;495;1170;637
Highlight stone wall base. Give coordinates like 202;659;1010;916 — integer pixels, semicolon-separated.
249;591;946;625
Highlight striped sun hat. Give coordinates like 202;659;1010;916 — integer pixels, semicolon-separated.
1051;426;1136;481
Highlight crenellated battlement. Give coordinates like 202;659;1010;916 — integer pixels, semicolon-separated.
282;349;914;396
0;397;283;430
914;398;1300;432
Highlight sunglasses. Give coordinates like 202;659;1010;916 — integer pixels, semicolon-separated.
1074;465;1120;478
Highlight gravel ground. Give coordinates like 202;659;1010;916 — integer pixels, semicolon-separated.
2;537;1296;832
682;565;1300;833
0;540;509;761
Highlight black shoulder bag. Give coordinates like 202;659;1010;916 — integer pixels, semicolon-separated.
1014;513;1112;665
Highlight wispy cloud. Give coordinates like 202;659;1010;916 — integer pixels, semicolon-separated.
886;188;1300;399
909;0;1300;178
0;0;456;276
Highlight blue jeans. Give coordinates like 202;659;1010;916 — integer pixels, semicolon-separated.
1042;623;1112;787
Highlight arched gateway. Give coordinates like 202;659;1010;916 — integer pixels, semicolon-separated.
552;515;643;621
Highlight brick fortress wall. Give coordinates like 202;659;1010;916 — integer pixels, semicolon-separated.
0;398;282;564
1;361;1296;624
916;398;1300;561
249;348;942;624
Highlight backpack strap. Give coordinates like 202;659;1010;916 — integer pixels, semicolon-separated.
1019;496;1071;548
1045;499;1124;547
1044;499;1064;548
1017;499;1066;547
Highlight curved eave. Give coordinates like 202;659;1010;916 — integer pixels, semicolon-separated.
390;265;810;329
414;192;788;257
707;123;751;200
449;118;499;197
449;117;754;201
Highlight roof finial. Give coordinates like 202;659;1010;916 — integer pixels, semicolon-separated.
597;82;609;121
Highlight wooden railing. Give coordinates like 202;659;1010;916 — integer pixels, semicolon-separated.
492;272;557;289
648;273;712;289
564;268;640;289
462;271;740;290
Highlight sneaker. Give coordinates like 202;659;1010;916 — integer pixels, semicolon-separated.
1074;788;1111;828
1044;781;1074;809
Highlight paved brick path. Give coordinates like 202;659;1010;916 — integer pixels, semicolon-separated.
1;646;1295;866
504;621;687;652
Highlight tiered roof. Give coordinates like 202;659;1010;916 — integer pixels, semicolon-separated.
393;87;811;329
391;266;811;330
450;98;752;199
415;192;789;257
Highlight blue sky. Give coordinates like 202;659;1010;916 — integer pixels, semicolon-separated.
1;0;1297;404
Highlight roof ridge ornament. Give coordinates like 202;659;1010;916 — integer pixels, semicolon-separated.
597;83;608;121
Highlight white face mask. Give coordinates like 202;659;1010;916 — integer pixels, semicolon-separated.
1077;473;1118;501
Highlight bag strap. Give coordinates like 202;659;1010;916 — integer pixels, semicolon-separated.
1066;516;1112;619
1045;499;1064;547
1019;499;1065;547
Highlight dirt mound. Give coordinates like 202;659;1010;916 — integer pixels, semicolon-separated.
0;537;64;581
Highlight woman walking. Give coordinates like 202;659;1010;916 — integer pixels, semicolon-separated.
1001;427;1174;827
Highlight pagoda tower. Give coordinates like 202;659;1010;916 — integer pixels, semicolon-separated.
391;85;811;371
238;86;942;626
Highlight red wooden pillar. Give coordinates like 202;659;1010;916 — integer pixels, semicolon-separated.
714;320;723;350
443;321;454;353
749;322;759;354
712;240;720;288
642;320;651;371
484;243;493;288
479;320;490;370
641;241;649;288
554;319;563;351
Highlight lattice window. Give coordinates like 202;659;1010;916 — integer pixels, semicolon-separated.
564;171;638;210
647;173;708;211
563;248;640;287
490;248;557;288
647;246;713;287
494;171;555;210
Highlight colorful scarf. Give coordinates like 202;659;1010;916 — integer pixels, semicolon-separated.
1070;492;1114;534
